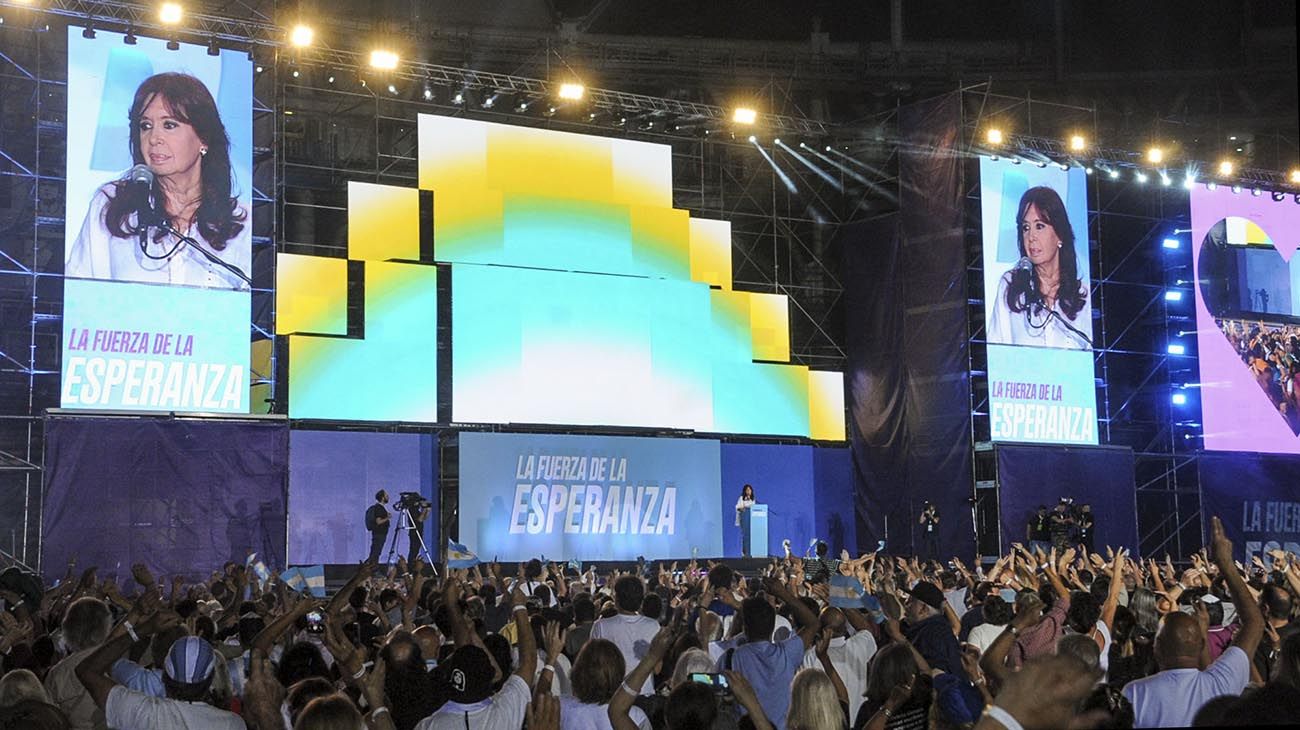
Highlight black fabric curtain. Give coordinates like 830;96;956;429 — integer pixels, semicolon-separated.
843;92;974;559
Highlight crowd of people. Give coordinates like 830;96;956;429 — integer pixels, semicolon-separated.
1217;318;1300;433
2;516;1299;729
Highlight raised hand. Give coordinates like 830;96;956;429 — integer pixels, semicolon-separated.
1210;516;1234;568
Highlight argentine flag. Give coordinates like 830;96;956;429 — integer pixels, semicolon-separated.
447;540;481;569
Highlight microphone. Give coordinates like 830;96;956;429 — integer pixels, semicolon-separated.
1013;256;1042;307
124;164;160;228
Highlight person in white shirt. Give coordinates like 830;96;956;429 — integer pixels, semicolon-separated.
416;581;538;730
1121;517;1264;729
75;608;243;730
66;73;250;291
986;185;1091;350
560;639;651;729
591;576;661;695
799;607;877;722
967;595;1013;655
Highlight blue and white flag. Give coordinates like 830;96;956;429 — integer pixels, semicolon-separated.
282;565;326;597
244;552;270;583
828;574;866;609
447;540;481;569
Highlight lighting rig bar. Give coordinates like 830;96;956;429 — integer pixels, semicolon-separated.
983;132;1297;191
4;0;831;137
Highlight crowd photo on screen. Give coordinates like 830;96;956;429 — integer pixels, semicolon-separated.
3;513;1300;730
1216;318;1300;434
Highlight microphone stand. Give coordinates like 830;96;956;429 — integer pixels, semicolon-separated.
139;204;253;288
1044;309;1094;349
1024;294;1094;349
157;220;253;288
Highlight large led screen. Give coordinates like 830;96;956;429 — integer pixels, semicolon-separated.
277;115;845;439
61;29;253;412
457;432;722;561
1192;186;1300;453
981;157;1098;445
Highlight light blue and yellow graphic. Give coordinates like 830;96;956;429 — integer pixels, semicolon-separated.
279;115;845;439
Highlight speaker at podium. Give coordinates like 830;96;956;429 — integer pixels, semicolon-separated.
741;503;768;558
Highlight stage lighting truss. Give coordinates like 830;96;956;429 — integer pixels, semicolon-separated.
984;131;1300;195
24;0;829;138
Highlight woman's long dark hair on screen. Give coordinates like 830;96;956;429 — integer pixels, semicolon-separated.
104;72;245;250
1004;185;1087;321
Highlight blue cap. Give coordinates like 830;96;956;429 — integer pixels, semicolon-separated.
163;637;215;684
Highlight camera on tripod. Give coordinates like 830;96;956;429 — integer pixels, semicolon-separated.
395;492;431;512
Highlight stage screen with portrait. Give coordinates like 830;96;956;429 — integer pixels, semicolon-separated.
980;157;1098;445
61;28;253;413
1191;185;1300;453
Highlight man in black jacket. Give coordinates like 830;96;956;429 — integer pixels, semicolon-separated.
365;490;390;564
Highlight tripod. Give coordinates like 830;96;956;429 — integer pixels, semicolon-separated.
385;506;435;565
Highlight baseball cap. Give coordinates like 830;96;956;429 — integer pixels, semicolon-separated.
164;637;216;684
904;581;946;611
441;645;495;704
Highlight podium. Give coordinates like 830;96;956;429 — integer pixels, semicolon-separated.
745;503;768;557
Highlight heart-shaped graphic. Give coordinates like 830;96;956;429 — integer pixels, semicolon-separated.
1198;216;1300;435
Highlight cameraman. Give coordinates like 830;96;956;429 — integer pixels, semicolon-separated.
365;490;390;563
404;496;432;564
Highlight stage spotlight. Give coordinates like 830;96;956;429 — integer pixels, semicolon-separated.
1165;290;1184;302
422;84;433;101
255;65;263;74
747;135;757;143
1171;392;1188;405
558;83;584;101
1162;238;1180;250
369;49;399;70
1273;191;1287;202
482;94;496;108
1136;172;1148;183
1231;185;1242;194
1168;343;1186;355
1160;173;1172;186
159;2;183;24
733;107;758;125
453;92;464;104
1085;167;1094;175
825;145;832;152
124;28;138;44
1108;169;1119;179
327;74;335;83
985;128;1004;145
207;38;220;56
1069;134;1086;151
290;24;314;48
774;138;781;145
1290;169;1300;184
1146;147;1164;164
82;25;96;39
1218;160;1234;176
387;83;398;95
1251;188;1262;196
165;37;180;51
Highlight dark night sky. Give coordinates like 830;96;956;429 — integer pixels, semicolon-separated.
552;0;1293;72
